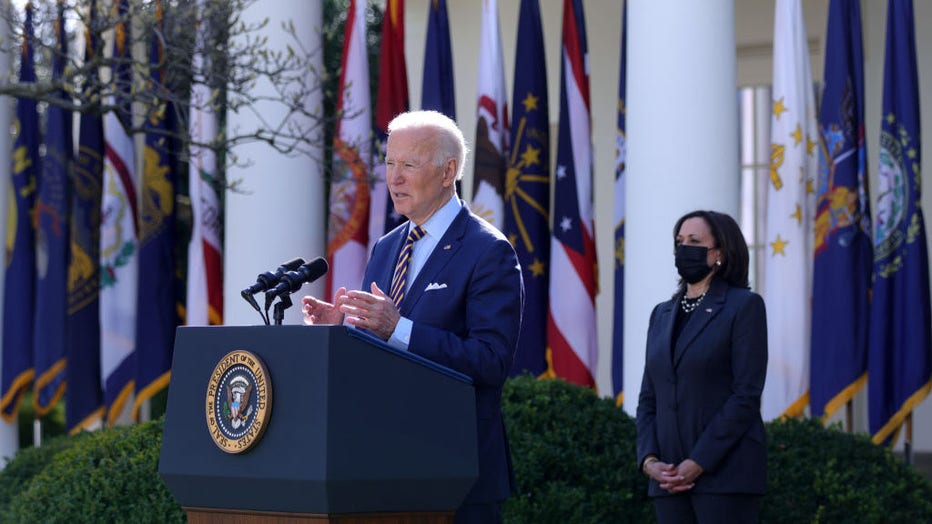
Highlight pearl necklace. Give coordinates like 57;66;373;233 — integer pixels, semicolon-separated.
680;292;707;314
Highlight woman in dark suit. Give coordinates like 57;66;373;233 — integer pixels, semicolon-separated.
637;210;768;523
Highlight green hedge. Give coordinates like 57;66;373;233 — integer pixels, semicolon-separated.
503;375;653;523
2;377;931;523
765;417;932;523
0;418;184;523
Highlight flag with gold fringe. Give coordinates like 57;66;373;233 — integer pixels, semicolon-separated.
760;0;816;421
505;0;550;378
810;0;873;420
868;0;930;445
1;4;39;423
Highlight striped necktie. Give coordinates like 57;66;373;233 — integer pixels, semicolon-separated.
390;225;426;307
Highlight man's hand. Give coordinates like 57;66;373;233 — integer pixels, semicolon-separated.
340;282;400;340
302;287;347;325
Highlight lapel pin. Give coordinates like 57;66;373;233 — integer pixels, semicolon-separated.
443;244;451;250
705;308;713;313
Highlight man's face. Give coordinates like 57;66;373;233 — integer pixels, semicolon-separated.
385;127;456;225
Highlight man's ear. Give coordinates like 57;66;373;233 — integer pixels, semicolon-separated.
442;158;457;187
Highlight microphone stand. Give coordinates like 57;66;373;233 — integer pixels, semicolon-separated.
272;294;292;326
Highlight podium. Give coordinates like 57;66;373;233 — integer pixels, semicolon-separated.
158;325;478;523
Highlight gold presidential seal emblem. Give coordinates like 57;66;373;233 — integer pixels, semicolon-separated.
205;350;272;453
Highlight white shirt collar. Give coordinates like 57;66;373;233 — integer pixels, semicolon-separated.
411;195;461;241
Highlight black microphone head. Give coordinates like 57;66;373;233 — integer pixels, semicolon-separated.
297;257;329;284
270;257;330;298
279;257;306;272
245;257;307;296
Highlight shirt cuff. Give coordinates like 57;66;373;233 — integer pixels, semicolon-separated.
387;316;413;351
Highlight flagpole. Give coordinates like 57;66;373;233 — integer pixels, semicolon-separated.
846;400;853;433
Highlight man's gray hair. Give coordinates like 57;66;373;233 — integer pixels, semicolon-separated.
387;110;469;180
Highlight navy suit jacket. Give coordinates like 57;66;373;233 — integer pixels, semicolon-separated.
636;277;768;496
361;205;524;504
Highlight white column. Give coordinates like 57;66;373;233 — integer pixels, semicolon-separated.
224;1;325;326
0;16;19;464
623;0;739;416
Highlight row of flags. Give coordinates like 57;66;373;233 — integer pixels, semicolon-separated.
762;0;929;445
324;0;612;392
4;0;923;450
1;0;223;436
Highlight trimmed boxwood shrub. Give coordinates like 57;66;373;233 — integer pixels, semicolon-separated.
503;376;932;524
0;418;184;523
764;417;932;523
0;431;87;509
503;375;653;523
2;378;932;523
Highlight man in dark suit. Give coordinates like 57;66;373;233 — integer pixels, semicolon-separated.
303;110;524;524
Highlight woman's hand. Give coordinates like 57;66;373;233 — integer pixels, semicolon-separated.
646;458;702;493
657;459;703;493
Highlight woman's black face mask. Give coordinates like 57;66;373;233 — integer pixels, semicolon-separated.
675;244;713;284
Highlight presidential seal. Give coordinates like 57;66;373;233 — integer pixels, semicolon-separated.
205;350;272;454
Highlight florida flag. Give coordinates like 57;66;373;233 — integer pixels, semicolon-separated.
547;0;597;388
327;0;371;297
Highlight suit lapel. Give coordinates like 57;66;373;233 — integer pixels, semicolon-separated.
399;207;468;315
379;225;410;292
673;279;727;369
656;302;677;376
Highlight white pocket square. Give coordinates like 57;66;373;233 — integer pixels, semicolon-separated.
425;282;448;291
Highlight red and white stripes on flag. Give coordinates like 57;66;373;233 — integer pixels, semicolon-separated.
370;0;408;247
470;0;509;230
547;0;598;388
327;0;372;297
186;11;223;327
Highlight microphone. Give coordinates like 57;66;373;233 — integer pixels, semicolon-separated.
267;257;329;299
241;257;305;298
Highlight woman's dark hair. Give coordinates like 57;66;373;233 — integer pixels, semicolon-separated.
672;210;750;294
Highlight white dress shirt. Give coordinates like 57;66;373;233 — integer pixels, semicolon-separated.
387;196;462;350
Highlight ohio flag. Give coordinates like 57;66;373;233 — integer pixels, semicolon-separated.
547;0;597;388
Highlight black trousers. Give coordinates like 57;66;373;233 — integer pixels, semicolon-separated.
653;492;761;524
